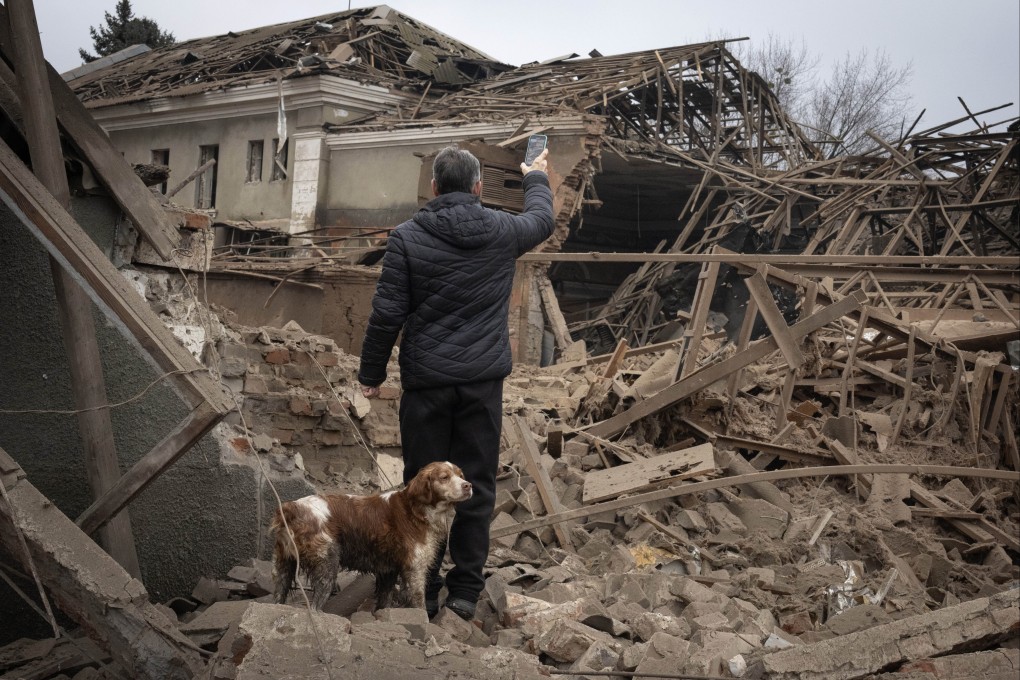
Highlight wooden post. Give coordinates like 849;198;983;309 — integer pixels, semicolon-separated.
6;0;140;576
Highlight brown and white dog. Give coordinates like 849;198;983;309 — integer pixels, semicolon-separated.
270;461;472;610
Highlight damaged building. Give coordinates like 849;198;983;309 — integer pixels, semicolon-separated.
0;2;1018;679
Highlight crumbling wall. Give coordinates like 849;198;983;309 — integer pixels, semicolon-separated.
212;319;401;478
0;196;312;644
202;266;380;356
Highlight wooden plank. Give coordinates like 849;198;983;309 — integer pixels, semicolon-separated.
77;402;221;536
0;445;203;679
715;435;834;466
601;339;630;379
910;509;983;520
587;338;678;364
0;5;181;260
889;326;916;446
490;464;1020;540
6;0;139;578
582;443;715;503
679;260;720;377
936;494;1020;552
909;482;993;544
0;136;233;414
1002;410;1020;472
968;353;998;449
585;290;867;439
509;416;575;551
537;272;572;352
726;294;758;399
745;269;805;370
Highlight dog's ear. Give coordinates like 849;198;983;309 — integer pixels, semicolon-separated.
406;465;435;507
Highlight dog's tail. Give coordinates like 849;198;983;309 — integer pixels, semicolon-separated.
270;505;300;604
270;504;300;560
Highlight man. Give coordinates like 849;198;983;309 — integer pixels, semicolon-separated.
358;145;553;620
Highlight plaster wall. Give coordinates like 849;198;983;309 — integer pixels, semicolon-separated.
107;113;293;222
0;197;311;644
203;267;379;356
325;144;425;228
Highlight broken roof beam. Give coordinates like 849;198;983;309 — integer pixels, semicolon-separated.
0;445;203;679
0;7;181;261
491;464;1020;540
583;290;867;439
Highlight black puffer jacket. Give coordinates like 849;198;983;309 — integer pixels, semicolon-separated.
358;171;554;390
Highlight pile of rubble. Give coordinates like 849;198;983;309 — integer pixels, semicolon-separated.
3;307;1016;679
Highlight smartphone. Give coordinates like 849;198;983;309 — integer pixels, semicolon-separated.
524;134;547;166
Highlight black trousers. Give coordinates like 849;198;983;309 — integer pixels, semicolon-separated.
399;378;502;604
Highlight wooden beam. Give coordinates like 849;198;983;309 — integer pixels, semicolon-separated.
519;252;1018;266
6;0;139;577
537;272;572;352
714;435;834;466
0;136;233;414
77;402;221;536
0;446;203;678
0;5;181;260
909;482;994;545
491;463;1019;539
585;290;867;439
508;416;575;551
679;260;720;378
744;269;805;370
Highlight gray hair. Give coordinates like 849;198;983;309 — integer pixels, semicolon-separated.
432;146;481;195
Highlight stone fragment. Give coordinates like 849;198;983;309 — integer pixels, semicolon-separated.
675;509;709;532
691;610;734;633
823;603;891;636
705;502;747;535
631;612;690;642
685;630;757;676
779;610;814;636
536;619;621;663
501;591;556;627
569;640;621;675
671;577;727;604
726;497;790;538
191;577;229;605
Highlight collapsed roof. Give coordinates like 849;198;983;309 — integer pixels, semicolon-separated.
334;41;821;170
69;4;512;107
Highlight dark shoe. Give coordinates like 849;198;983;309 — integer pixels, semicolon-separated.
445;597;476;621
426;599;439;619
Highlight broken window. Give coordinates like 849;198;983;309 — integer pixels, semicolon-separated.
246;140;264;183
195;144;219;209
150;148;169;194
270;138;288;181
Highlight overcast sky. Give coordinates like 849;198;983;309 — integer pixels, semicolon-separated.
36;0;1020;131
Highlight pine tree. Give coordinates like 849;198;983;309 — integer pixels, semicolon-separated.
78;0;175;63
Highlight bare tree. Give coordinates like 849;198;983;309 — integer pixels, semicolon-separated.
732;33;819;113
804;49;913;156
721;34;914;157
